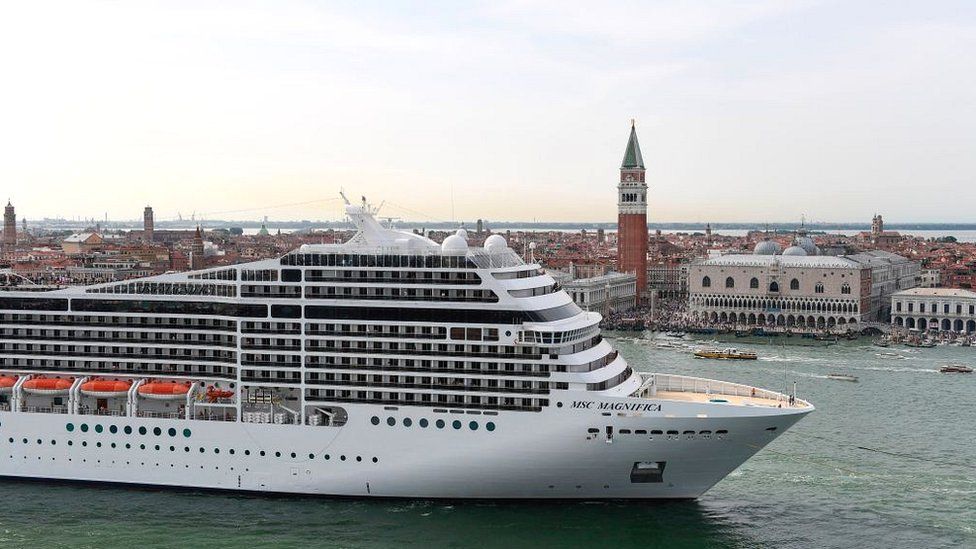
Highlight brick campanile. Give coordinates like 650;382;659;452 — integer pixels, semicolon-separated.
617;120;648;301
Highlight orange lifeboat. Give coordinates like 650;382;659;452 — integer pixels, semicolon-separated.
0;375;18;394
80;379;132;398
138;381;192;400
23;377;74;395
206;385;234;402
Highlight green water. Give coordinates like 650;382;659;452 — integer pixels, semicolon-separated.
0;335;973;548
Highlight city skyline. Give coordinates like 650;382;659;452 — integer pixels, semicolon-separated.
2;1;975;223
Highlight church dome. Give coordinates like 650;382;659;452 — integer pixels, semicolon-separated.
783;245;808;256
795;236;817;255
753;240;781;255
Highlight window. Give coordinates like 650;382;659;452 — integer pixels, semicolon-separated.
702;276;711;288
790;279;799;290
815;283;824;294
725;277;735;289
750;278;759;289
841;283;851;295
769;282;779;293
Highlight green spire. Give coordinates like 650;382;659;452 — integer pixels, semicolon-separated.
620;119;644;169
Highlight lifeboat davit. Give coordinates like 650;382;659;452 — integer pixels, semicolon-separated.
23;377;74;395
0;375;18;394
138;381;192;400
80;379;132;398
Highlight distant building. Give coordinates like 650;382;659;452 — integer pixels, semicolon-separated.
860;214;901;248
190;226;205;269
616;120;648;301
647;261;688;299
559;271;637;314
62;232;105;254
920;269;941;288
3;200;15;252
844;250;920;322
143;206;154;242
892;288;976;333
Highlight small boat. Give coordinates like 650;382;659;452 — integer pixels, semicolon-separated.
80;379;133;397
665;331;686;338
138;381;192;400
694;348;758;360
826;373;859;382
22;377;74;395
0;375;18;394
877;352;906;359
939;365;974;374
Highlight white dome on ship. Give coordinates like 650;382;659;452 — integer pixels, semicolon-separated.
442;234;468;254
484;234;507;251
753;240;781;255
783;245;807;256
456;228;468;240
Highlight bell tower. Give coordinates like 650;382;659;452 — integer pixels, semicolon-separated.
617;120;648;301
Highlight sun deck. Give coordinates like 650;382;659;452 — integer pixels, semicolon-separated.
635;373;813;409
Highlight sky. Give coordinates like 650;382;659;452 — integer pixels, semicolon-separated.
1;1;974;224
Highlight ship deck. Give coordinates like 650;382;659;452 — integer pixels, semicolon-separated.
636;373;812;410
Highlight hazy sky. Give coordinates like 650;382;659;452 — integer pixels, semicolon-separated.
1;1;974;224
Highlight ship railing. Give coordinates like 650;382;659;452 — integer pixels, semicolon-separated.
137;410;181;419
22;405;69;414
195;412;237;422
638;373;808;408
76;408;125;416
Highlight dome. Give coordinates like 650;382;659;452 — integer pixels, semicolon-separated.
441;234;469;254
795;236;817;255
456;228;468;240
783;245;808;256
484;234;507;252
753;240;781;255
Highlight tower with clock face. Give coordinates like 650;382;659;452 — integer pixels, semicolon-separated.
617;120;648;301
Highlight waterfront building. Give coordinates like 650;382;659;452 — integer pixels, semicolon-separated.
891;287;976;333
616;121;648;301
688;255;868;330
844;250;920;322
859;214;902;249
3;201;15;253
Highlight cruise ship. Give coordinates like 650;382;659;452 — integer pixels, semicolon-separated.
0;197;812;499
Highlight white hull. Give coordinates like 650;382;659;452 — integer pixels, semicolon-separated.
0;397;807;499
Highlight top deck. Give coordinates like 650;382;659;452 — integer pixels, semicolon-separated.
635;373;812;410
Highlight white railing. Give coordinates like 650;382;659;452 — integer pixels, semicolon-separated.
638;373;809;408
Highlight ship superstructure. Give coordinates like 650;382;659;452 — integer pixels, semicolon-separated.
0;198;812;498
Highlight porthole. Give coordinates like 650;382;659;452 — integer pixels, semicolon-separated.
324;454;330;460
125;443;131;449
111;443;117;449
154;444;160;451
51;440;56;445
109;425;118;434
403;418;412;427
199;447;205;453
356;456;362;462
168;428;176;437
275;451;281;458
340;455;346;461
80;424;89;433
169;446;174;452
124;426;133;435
260;451;266;457
214;448;220;454
486;422;496;432
469;421;478;431
184;447;190;453
182;428;191;438
68;441;73;446
153;427;162;436
138;426;147;435
36;439;42;444
66;423;74;432
96;424;105;433
245;450;251;456
82;441;88;447
229;449;235;455
452;420;462;430
290;452;296;458
419;418;429;428
22;438;27;444
372;457;378;463
435;419;445;429
386;417;396;427
308;453;315;459
370;416;380;425
96;442;102;448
